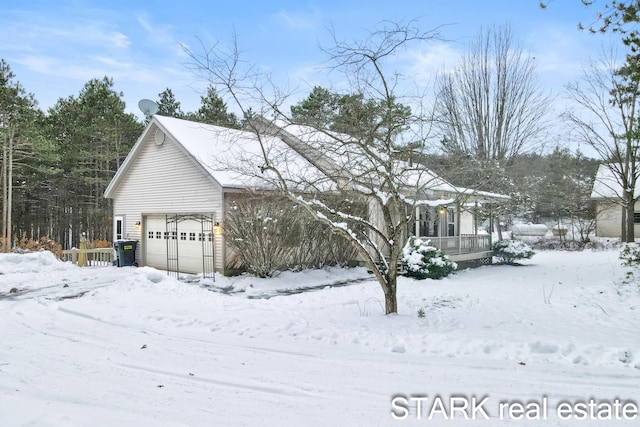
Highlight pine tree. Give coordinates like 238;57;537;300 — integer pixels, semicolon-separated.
156;88;183;118
0;59;44;251
46;77;142;247
185;85;239;128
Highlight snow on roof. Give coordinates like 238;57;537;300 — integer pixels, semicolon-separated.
154;115;330;190
276;121;509;200
591;163;640;199
107;115;509;201
457;187;512;200
272;120;464;194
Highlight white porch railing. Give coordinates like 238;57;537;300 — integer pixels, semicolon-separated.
424;234;492;255
60;248;114;266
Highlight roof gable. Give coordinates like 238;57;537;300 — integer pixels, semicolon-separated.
591;163;640;200
105;115;508;202
105;115;328;198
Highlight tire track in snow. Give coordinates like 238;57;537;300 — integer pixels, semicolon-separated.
118;363;325;398
56;306;323;360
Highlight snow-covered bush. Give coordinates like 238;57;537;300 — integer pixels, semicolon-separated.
402;237;457;280
493;239;535;264
619;242;640;267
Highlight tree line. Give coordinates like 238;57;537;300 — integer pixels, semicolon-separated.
0;62;244;250
4;0;633;257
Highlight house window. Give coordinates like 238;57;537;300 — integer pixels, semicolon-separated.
198;233;204;242
180;232;187;241
148;231;154;239
156;231;162;239
208;232;213;242
163;232;169;240
189;232;196;241
171;231;177;240
447;209;456;236
634;212;640;224
416;206;437;237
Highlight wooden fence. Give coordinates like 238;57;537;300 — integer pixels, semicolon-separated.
60;248;114;266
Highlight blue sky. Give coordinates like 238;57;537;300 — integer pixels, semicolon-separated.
0;0;621;121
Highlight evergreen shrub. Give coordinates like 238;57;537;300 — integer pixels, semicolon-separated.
493;239;535;264
402;237;457;280
619;242;640;267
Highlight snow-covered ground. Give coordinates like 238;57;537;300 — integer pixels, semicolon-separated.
1;249;639;426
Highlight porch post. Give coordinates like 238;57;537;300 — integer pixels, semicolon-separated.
439;205;444;250
474;201;478;251
474;201;478;235
457;201;461;254
488;203;494;246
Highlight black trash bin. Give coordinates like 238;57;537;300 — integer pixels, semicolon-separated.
113;240;138;267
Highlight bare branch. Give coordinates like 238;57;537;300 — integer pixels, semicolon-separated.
433;24;551;161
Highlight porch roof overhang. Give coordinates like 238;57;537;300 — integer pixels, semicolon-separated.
406;187;510;209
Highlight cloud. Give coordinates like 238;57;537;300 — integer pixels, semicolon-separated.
404;42;463;85
135;11;184;56
273;8;319;30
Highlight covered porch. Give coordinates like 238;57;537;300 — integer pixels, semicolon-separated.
428;234;493;263
408;195;505;266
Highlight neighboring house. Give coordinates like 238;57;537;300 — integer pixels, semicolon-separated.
104;115;508;276
590;163;640;238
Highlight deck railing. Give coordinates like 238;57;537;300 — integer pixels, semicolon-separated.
424;234;492;255
60;248;114;266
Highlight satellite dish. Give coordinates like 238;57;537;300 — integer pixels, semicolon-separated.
138;99;159;117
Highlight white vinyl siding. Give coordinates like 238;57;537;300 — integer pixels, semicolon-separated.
109;124;224;271
595;200;640;238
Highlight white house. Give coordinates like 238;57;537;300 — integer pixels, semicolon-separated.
590;163;640;238
104;115;508;276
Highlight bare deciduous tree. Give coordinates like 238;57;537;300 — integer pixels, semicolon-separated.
565;52;640;242
434;24;550;160
184;21;446;314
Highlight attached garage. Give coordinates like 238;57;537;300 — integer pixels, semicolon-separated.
104;114;319;277
144;214;215;276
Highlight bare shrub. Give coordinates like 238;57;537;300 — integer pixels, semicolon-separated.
225;193;360;276
6;234;63;257
225;194;302;277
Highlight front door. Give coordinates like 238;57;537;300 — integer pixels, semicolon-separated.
114;216;124;240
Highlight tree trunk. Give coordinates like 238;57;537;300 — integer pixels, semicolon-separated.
7;136;12;249
1;142;6;252
383;256;399;314
626;192;635;243
622;207;627;242
383;280;398;314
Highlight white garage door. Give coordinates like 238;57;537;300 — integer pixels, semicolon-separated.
145;215;213;274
